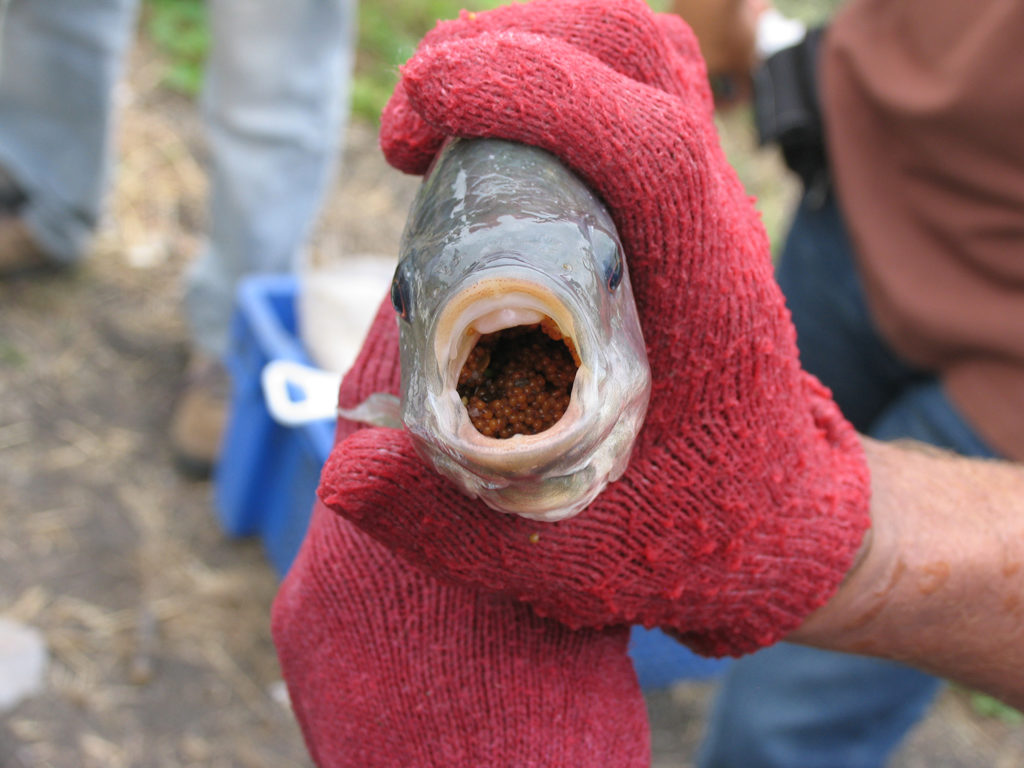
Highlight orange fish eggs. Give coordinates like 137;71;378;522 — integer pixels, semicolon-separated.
457;324;578;438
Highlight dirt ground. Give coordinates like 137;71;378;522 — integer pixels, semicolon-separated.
2;41;1023;768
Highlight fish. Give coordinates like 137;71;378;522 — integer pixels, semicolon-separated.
341;137;650;522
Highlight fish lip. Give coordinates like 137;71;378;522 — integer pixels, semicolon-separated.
482;467;603;522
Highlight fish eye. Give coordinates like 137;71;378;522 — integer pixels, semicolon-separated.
390;266;412;322
592;228;624;292
605;247;623;292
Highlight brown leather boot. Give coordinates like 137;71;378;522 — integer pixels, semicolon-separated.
170;354;231;479
0;215;58;278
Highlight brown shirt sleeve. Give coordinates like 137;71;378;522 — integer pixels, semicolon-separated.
821;0;1024;459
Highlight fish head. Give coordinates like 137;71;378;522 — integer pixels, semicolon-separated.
390;139;651;522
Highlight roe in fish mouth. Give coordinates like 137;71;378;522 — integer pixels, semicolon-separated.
458;321;579;439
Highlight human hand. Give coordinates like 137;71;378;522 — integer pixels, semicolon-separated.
323;0;869;657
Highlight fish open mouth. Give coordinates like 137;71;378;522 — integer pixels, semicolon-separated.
457;320;580;439
433;278;586;447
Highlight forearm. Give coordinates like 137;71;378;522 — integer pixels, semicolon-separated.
790;436;1024;709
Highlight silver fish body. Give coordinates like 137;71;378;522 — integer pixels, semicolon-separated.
389;137;650;522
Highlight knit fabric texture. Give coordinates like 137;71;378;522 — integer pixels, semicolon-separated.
272;503;650;767
320;0;872;657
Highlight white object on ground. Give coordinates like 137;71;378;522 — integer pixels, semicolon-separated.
0;617;48;712
298;254;398;375
268;679;292;709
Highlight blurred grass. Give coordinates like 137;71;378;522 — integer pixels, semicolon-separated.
776;0;842;24
140;0;504;120
352;0;504;120
138;0;843;245
143;0;209;96
968;692;1024;725
141;0;840;119
0;338;27;368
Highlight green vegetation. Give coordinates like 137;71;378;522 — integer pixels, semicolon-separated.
140;0;844;119
136;0;835;241
968;692;1024;725
143;0;209;96
776;0;844;24
353;0;503;120
0;338;26;367
141;0;503;119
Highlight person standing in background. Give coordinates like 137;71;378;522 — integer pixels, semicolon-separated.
669;1;1024;766
0;0;356;476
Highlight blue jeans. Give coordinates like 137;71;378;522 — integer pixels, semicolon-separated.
0;0;355;357
697;195;999;768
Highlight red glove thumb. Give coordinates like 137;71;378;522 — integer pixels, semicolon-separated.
380;0;712;175
273;502;651;767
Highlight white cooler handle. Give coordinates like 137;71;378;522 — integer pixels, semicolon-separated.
261;359;343;427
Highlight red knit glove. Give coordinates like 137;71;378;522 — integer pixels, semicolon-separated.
321;0;871;657
273;305;651;767
272;503;650;768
